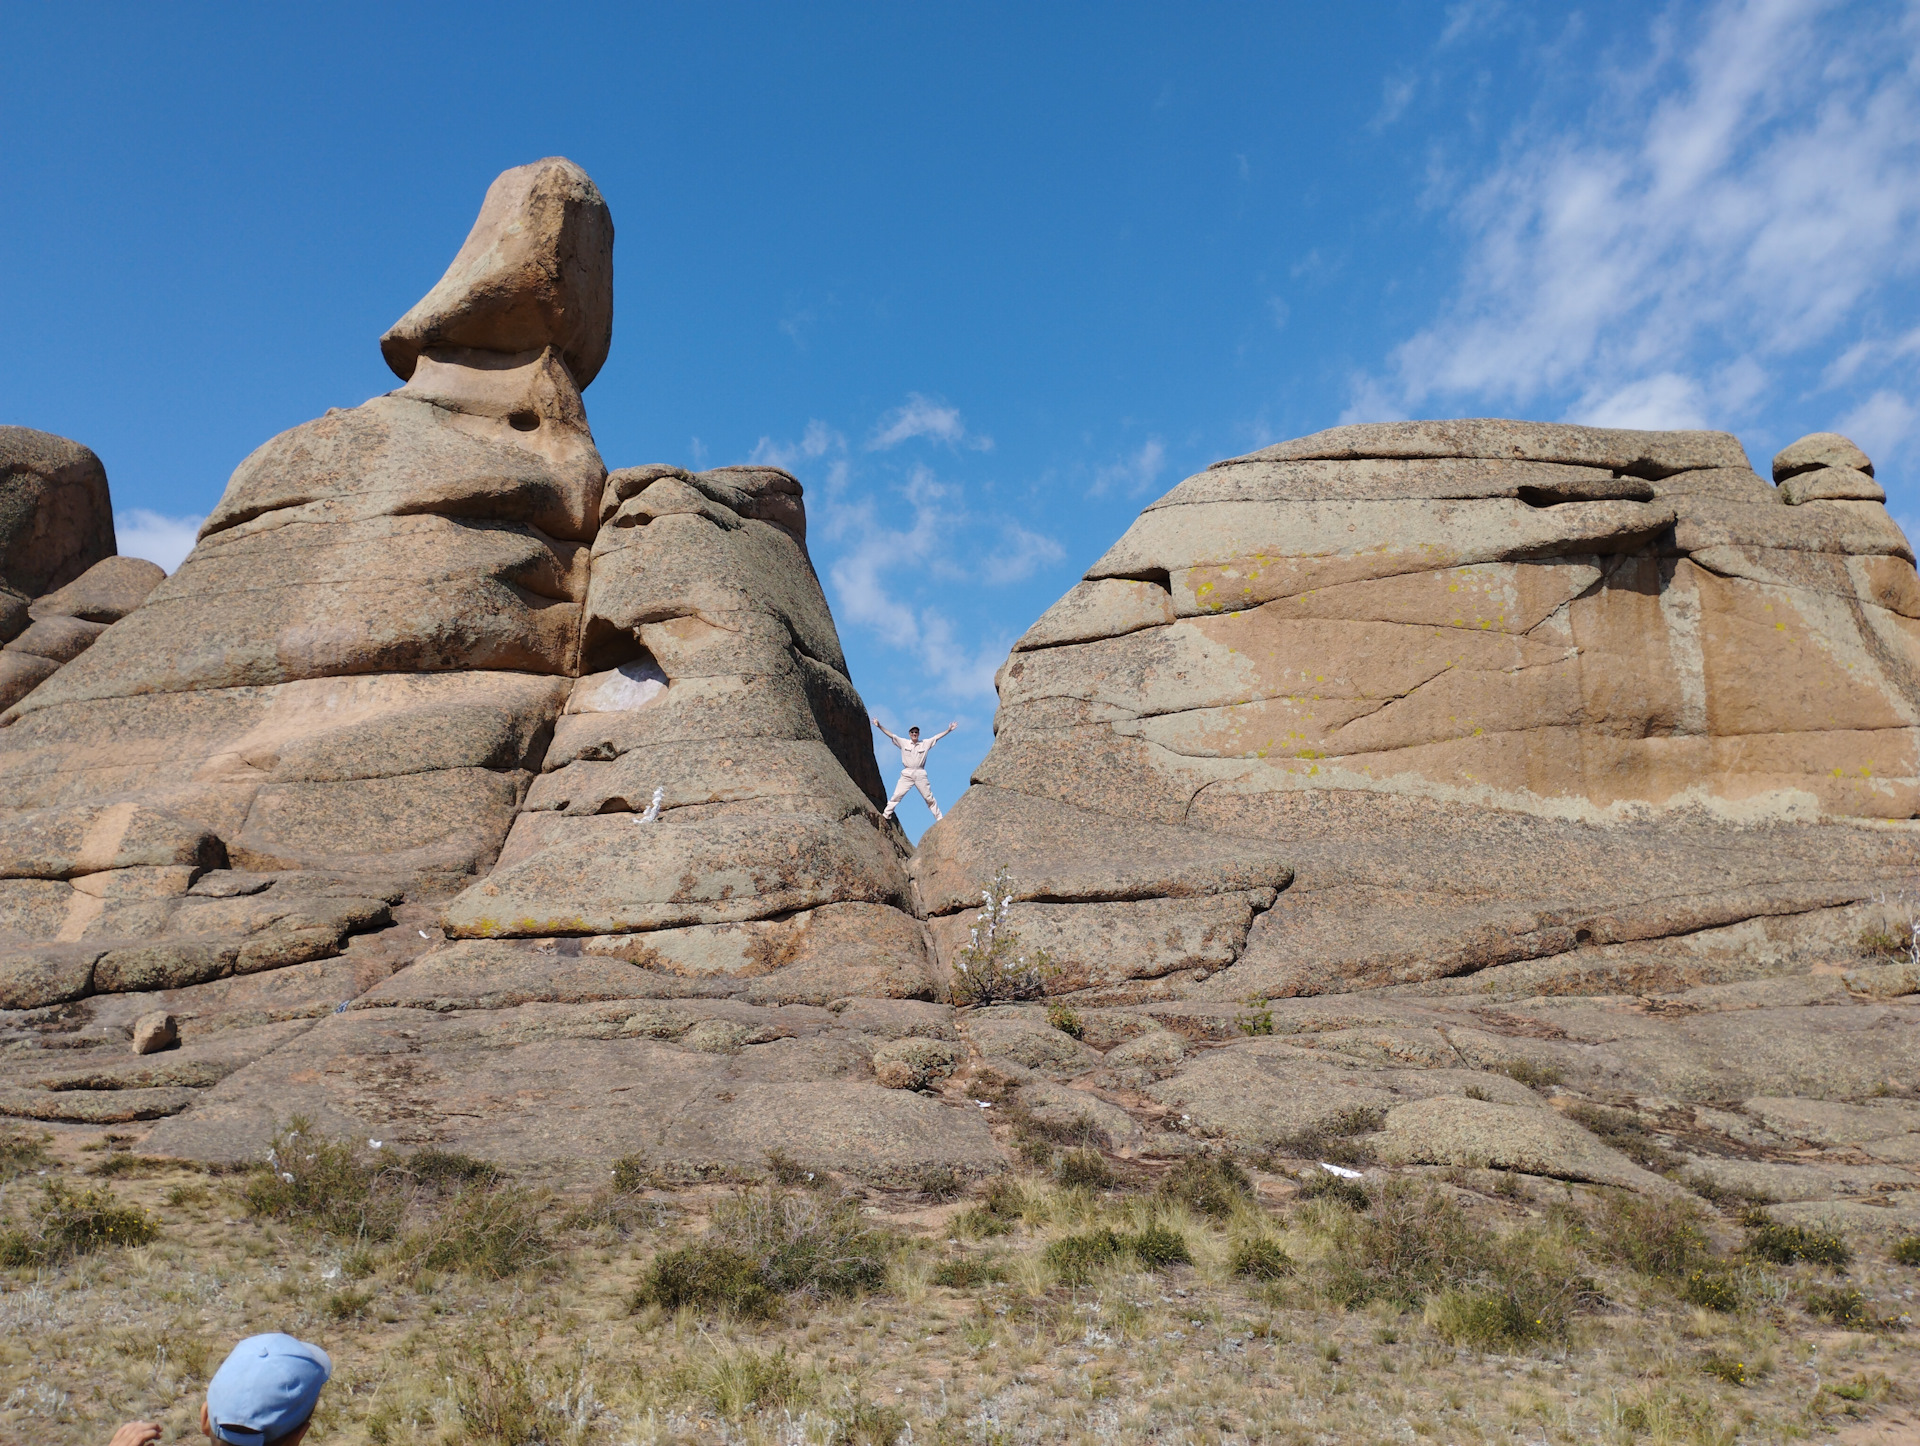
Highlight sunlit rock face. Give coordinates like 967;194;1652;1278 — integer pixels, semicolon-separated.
917;420;1920;1004
0;161;954;1183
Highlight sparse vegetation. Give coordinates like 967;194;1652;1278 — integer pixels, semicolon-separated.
1497;1058;1564;1090
949;867;1055;1006
1044;1001;1083;1037
3;1125;1915;1444
631;1187;893;1317
0;1178;157;1266
1273;1107;1383;1166
0;1125;52;1181
1155;1155;1253;1218
1742;1211;1852;1268
1890;1234;1920;1266
1235;996;1275;1036
1562;1100;1681;1171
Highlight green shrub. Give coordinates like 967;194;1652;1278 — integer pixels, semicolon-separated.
0;1126;51;1181
84;1153;169;1179
1230;1236;1294;1281
1586;1192;1709;1279
1055;1149;1116;1191
1680;1266;1741;1313
1498;1059;1563;1091
931;1256;1007;1288
396;1183;551;1280
635;1243;777;1318
1743;1213;1851;1268
1045;1002;1084;1038
325;1287;373;1321
1802;1285;1875;1329
949;868;1054;1006
1156;1156;1253;1218
1890;1235;1920;1267
635;1189;891;1317
1236;997;1275;1036
1699;1352;1754;1386
242;1122;406;1242
1297;1169;1369;1211
405;1147;499;1192
1428;1288;1553;1349
1125;1224;1192;1269
1317;1179;1582;1341
1044;1228;1127;1284
0;1179;158;1266
441;1337;543;1446
611;1154;654;1193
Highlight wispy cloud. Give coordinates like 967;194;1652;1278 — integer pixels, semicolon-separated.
1089;437;1167;498
980;521;1065;585
866;393;993;452
1356;0;1920;440
114;509;202;572
821;465;1010;698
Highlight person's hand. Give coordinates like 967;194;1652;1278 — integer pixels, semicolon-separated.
107;1423;162;1446
949;720;959;730
871;716;881;727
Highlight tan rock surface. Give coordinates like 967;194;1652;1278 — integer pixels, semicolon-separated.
381;157;614;390
0;427;115;599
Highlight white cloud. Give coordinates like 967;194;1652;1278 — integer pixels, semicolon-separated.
1358;0;1920;437
980;521;1065;585
1838;387;1919;462
1089;437;1167;498
114;510;203;573
820;469;1010;699
866;393;992;452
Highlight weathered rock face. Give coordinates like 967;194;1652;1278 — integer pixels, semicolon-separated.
0;431;159;709
900;421;1919;1204
0;160;946;1183
918;420;1920;1008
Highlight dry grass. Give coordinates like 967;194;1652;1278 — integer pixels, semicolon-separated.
2;1128;1917;1445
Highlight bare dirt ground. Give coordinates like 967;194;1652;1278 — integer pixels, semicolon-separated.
1;1122;1915;1446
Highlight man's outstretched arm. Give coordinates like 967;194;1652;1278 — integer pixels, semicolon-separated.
925;721;959;746
872;717;905;746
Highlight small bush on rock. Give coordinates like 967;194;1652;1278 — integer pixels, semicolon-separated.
1680;1266;1742;1313
1892;1235;1920;1266
950;868;1054;1006
243;1121;407;1243
0;1126;51;1181
1297;1170;1369;1211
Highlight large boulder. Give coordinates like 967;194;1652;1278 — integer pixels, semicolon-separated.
0;427;115;601
919;421;1920;1009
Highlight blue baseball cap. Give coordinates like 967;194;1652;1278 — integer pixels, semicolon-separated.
206;1334;332;1446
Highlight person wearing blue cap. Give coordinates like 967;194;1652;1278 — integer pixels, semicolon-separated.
106;1333;331;1446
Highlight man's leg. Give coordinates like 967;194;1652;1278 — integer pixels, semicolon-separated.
912;770;942;821
882;772;915;819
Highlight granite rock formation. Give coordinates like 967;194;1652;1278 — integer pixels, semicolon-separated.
913;421;1919;1217
2;169;1914;1211
0;160;967;1185
0;429;162;710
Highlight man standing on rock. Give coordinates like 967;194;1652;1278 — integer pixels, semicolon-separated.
874;717;957;822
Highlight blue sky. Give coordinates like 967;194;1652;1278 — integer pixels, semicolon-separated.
5;1;1918;839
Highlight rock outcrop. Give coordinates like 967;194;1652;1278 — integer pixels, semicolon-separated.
0;430;161;710
0;160;948;1183
912;422;1919;1207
